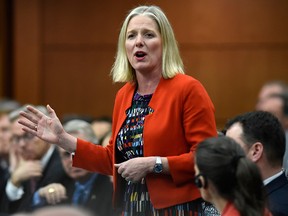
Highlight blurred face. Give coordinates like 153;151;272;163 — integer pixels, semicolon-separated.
59;132;91;180
0;114;12;156
258;96;285;124
11;117;49;160
256;84;283;110
91;121;111;140
125;15;162;75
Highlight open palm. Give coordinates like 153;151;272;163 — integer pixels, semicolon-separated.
18;105;64;145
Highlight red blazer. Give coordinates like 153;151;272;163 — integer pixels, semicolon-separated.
73;74;217;209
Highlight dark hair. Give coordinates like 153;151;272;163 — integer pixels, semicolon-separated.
195;136;266;216
224;111;285;167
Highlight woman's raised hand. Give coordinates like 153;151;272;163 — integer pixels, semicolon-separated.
18;105;66;145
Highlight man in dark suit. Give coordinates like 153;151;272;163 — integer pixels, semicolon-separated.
224;111;288;216
35;119;115;216
0;105;72;214
0;112;12;204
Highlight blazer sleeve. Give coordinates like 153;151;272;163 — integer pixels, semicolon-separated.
73;139;114;176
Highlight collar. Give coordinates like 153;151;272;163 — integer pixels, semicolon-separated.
40;145;55;169
263;170;283;185
75;173;98;190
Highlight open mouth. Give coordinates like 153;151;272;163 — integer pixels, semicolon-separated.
135;51;146;58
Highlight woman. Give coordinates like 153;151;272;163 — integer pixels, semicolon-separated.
195;136;272;216
19;5;217;215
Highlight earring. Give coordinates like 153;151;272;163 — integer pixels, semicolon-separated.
194;173;207;188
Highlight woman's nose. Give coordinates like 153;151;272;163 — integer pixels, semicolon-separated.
135;35;144;47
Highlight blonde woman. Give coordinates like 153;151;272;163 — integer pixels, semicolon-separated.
19;5;216;215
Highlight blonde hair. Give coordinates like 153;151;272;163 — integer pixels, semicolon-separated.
111;5;184;83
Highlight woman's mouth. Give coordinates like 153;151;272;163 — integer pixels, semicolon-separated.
134;51;147;60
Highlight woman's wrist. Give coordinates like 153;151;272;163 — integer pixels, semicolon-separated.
58;132;77;153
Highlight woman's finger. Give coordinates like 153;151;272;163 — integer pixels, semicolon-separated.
47;104;58;119
26;105;46;119
17;119;38;135
19;111;38;125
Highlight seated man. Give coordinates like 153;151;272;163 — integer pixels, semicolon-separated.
0;105;72;214
35;119;115;216
256;92;288;175
0;99;20;196
224;111;288;216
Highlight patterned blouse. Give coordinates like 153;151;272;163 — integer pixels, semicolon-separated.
115;92;214;216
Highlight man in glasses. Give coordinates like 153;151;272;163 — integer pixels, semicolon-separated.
0;105;72;214
34;119;115;216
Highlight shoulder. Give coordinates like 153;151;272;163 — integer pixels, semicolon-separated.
222;202;240;216
265;173;288;195
165;74;207;92
168;74;200;84
115;82;135;98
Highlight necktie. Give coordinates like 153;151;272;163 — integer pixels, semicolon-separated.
73;184;86;205
30;178;37;194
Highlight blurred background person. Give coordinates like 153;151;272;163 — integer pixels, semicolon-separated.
0;110;13;215
256;87;288;176
0;112;12;192
255;80;288;111
35;119;115;216
256;81;288;176
195;136;271;216
0;99;20;190
0;105;72;214
91;116;112;145
0;99;20;216
224;111;288;216
31;205;94;216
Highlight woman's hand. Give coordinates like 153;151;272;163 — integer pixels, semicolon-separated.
18;105;77;153
18;105;63;145
115;157;155;182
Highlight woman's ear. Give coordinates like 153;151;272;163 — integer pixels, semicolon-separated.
194;173;207;189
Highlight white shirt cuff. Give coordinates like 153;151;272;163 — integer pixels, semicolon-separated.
6;179;24;201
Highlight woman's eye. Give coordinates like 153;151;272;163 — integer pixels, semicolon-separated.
127;34;135;39
145;33;154;38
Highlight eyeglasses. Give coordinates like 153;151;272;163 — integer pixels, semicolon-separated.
60;151;73;160
11;133;35;144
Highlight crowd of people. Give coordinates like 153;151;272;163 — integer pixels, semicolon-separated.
0;4;288;216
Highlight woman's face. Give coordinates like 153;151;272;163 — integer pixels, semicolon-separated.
125;15;162;75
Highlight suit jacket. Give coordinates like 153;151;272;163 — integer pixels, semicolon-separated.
73;74;217;209
0;165;9;215
64;174;115;216
265;172;288;216
0;165;9;192
0;148;73;214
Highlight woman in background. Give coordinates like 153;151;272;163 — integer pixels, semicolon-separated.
195;136;272;216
